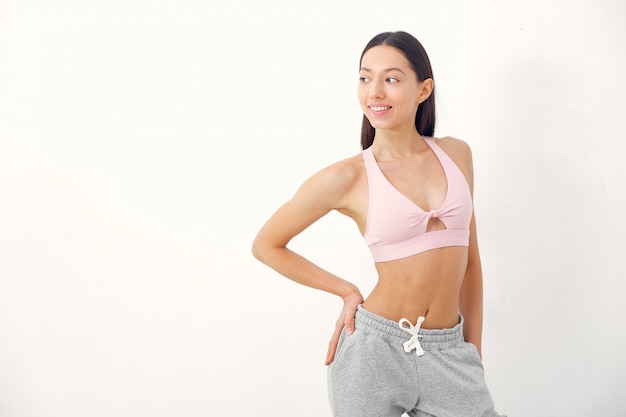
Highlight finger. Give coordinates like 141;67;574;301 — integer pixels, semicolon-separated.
344;314;355;334
344;305;357;334
325;324;343;365
325;337;338;365
325;344;333;366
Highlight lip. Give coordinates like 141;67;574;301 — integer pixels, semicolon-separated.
368;104;392;115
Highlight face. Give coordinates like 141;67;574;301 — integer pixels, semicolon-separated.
358;45;432;133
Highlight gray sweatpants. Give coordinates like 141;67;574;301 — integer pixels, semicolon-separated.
327;306;505;417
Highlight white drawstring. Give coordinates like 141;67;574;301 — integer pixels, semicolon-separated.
399;316;426;356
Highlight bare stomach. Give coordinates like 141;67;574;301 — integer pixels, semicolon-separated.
361;246;468;329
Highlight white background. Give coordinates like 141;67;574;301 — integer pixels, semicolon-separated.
1;0;625;416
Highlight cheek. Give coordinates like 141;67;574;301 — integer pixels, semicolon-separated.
399;90;421;110
357;87;369;108
357;85;367;100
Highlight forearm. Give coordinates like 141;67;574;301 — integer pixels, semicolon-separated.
254;245;360;299
459;260;483;356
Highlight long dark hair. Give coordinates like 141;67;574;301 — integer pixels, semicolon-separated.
360;31;435;150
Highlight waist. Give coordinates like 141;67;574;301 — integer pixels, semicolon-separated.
361;296;461;330
355;305;465;350
364;255;466;328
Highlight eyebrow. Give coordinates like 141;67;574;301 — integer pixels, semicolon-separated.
359;67;407;75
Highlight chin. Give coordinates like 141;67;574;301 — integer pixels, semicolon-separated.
369;121;394;130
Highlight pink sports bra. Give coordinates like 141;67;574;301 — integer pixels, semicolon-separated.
363;137;473;262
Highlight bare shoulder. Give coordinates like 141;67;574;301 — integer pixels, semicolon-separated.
295;152;365;209
435;136;472;160
307;153;364;190
322;152;364;180
433;136;474;182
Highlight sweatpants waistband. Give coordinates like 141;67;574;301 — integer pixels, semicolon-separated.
355;305;465;351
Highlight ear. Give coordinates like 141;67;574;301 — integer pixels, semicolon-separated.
417;78;434;104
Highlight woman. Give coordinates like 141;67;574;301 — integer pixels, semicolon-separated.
252;31;505;417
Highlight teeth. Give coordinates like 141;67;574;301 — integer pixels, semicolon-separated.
370;106;390;111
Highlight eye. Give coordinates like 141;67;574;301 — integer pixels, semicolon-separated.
386;77;399;83
359;76;370;83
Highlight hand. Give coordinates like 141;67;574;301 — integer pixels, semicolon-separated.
325;290;363;365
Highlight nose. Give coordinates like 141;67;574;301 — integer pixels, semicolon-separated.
369;78;384;99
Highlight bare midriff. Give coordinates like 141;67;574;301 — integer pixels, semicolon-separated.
361;246;468;329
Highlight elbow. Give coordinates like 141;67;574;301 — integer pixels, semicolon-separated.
251;236;266;263
252;236;287;268
251;234;276;265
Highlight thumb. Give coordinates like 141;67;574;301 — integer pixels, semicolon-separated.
345;315;356;335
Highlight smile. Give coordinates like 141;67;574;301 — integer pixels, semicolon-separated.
369;106;391;112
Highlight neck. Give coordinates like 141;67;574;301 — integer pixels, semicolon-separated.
371;126;426;158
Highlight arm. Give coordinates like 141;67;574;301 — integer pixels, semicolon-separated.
459;213;484;357
252;161;360;296
456;141;484;358
251;161;364;363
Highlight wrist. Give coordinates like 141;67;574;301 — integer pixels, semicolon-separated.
337;281;362;300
